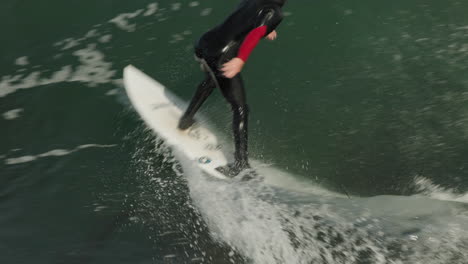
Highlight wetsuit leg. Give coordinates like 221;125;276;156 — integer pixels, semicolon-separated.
178;74;216;130
216;74;250;169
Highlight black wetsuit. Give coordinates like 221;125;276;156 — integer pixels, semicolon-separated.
179;0;285;174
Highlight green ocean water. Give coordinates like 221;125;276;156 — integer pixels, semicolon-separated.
2;0;468;263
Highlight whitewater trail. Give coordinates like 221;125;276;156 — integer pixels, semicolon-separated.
413;176;468;204
163;143;468;264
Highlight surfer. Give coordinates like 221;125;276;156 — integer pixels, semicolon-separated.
178;0;287;177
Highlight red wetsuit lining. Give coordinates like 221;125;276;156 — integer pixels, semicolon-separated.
237;25;267;62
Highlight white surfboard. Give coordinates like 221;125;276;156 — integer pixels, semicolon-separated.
123;65;229;179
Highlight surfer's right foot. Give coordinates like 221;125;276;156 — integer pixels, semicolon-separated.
178;116;195;130
216;161;255;179
216;163;244;178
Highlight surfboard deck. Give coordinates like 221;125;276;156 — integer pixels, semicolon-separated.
123;65;229;179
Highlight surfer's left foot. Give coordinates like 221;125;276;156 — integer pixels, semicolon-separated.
178;116;195;130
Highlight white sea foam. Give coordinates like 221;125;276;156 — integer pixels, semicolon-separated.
15;56;29;66
144;3;159;16
3;108;23;120
0;44;116;98
93;205;109;212
413;176;468;203
98;34;112;43
108;2;164;32
200;8;212;16
85;29;99;38
189;2;199;7
169;33;184;44
176;154;468;263
138;110;468;264
109;9;143;32
171;3;181;11
59;38;82;50
71;44;116;86
2;1;213;100
4;144;117;165
146;135;465;264
105;88;119;96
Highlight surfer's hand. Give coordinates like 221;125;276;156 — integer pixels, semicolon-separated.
265;30;277;41
221;58;245;78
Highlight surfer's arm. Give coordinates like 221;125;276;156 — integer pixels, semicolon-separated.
221;7;283;78
221;26;267;78
236;25;268;62
238;6;283;62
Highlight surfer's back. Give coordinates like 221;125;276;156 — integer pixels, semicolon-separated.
195;1;264;60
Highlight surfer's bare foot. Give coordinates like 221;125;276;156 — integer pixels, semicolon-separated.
178;116;195;130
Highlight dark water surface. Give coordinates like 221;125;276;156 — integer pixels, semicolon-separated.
2;0;468;263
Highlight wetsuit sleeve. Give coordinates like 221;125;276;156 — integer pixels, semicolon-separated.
254;6;284;36
237;26;267;62
236;7;283;62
